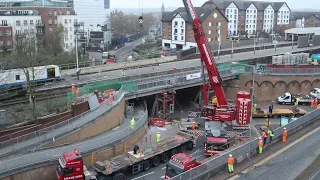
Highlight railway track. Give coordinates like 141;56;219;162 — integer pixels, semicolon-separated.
0;89;69;108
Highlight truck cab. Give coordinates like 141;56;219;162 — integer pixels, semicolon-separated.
204;137;230;156
278;92;294;104
164;153;201;179
310;88;320;99
56;149;85;180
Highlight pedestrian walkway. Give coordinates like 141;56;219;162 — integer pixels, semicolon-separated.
210;117;320;180
0;93;124;159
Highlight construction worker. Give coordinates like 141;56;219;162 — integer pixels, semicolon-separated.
227;154;235;173
295;97;300;106
316;98;319;106
262;129;268;145
267;128;274;144
192;122;196;131
282;127;288;143
311;98;315;108
172;64;176;71
253;104;257;112
71;84;76;91
258;137;263;154
130;118;135;130
156;132;161;143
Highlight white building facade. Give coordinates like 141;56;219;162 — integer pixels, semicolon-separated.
225;3;238;36
263;5;274;33
57;15;78;51
162;13;196;50
245;4;257;35
277;4;290;25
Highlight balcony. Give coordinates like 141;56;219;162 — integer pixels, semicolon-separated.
74;22;84;26
35;23;44;28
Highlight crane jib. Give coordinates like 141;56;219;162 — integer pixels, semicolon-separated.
202;44;212;65
185;0;196;20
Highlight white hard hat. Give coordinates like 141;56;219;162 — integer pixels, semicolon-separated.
258;137;261;139
193;122;195;123
283;127;286;129
158;132;160;133
229;154;232;157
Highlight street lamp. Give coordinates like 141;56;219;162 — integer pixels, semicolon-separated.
231;62;255;160
218;22;221;60
292;33;294;49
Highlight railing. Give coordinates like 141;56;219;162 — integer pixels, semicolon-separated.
0;87;125;154
0;101;148;178
171;108;320;179
260;68;320;75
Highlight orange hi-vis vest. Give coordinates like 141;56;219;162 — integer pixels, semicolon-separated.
192;123;196;130
258;139;263;147
228;157;235;165
262;131;267;138
283;129;288;137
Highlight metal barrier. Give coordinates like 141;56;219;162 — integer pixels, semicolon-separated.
171;108;320;179
263;68;320;75
0;87;125;152
0;101;149;178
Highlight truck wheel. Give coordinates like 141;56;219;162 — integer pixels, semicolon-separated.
143;161;151;172
170;149;178;156
113;172;126;180
187;141;193;150
161;153;170;163
152;156;160;167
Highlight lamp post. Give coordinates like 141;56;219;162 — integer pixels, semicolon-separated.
292;33;294;49
232;62;255;160
75;32;80;80
231;39;234;58
218;22;221;60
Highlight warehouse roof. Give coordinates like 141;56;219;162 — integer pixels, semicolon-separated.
285;27;320;35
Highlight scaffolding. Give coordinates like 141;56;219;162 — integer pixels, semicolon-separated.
150;90;176;123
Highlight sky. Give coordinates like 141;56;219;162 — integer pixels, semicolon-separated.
110;0;319;10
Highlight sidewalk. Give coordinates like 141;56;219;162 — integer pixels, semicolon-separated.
210;115;320;180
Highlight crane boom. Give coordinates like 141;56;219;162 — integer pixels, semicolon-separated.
182;0;227;106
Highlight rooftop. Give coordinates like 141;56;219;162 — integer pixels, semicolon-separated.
290;11;320;21
285;27;320;35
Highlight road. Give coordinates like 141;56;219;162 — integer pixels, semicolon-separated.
229;124;320;180
88;38;145;62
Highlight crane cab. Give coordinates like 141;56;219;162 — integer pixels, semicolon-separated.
201;105;235;122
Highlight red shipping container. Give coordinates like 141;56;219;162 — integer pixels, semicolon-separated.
236;98;252;125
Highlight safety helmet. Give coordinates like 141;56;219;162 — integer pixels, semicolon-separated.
229;154;232;157
258;137;261;139
158;132;160;133
193;122;195;124
283;127;286;129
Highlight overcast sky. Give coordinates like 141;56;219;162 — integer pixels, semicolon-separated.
111;0;318;10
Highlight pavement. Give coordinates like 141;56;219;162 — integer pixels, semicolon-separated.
37;44;320;91
210;110;320;180
0;100;147;175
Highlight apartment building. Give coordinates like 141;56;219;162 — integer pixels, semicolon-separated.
161;7;228;50
57;15;79;51
0;0;79;51
290;12;320;28
202;0;290;36
0;25;13;51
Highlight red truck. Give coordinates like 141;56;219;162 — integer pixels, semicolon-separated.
56;132;195;180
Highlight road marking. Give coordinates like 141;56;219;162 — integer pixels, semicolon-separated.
228;125;320;180
112;126;120;131
191;149;200;156
131;171;155;180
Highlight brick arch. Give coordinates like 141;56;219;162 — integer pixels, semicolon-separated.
273;81;288;88
288;80;301;88
245;80;260;88
300;80;312;95
259;81;275;101
311;79;320;87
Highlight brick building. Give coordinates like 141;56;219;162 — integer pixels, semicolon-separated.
202;0;290;36
0;25;13;51
161;7;228;50
0;0;79;51
290;12;320;28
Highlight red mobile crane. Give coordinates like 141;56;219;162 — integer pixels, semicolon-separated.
182;0;251;124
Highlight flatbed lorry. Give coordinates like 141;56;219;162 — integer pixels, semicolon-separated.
253;107;307;118
277;92;318;105
56;131;195;180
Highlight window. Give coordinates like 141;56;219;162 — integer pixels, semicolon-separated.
174;21;178;26
70;43;73;47
230;15;232;18
234;20;236;23
48;10;52;16
69;19;72;23
0;41;3;46
49;28;53;33
70;35;72;40
15;75;20;80
247;10;249;13
66;11;70;15
235;9;237;14
250;10;252;13
174;29;177;34
174;36;177;40
30;29;34;34
254;10;256;13
70;27;72;31
181;29;184;34
253;20;255;23
209;30;211;34
227;9;229;13
30;20;34;25
0;31;2;36
6;30;11;36
65;19;68;24
54;19;57;24
23;20;27;25
65;43;69;49
247;15;249;18
7;40;11;46
54;11;57;16
215;37;218;41
208;38;211;42
64;167;73;176
230;9;233;13
209;22;212;26
16;20;20;26
181;36;184;40
49;19;52;25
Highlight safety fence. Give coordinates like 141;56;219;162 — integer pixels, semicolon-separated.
170;108;320;180
0;87;125;155
0;101;149;178
261;68;320;75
